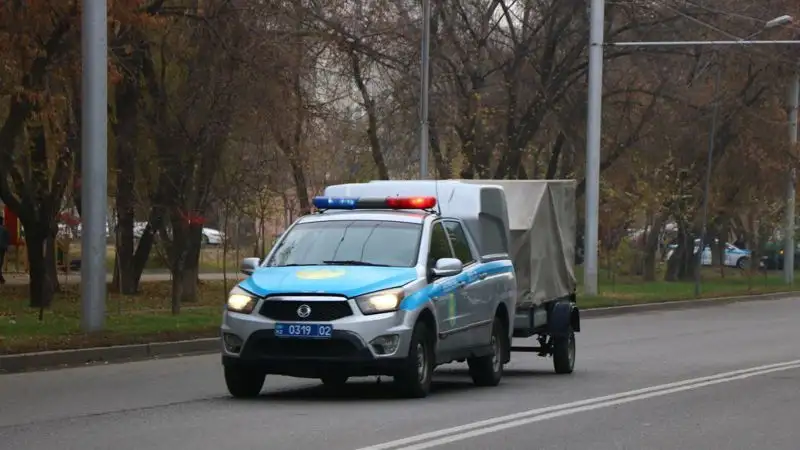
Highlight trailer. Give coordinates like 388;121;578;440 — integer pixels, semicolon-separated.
458;179;579;373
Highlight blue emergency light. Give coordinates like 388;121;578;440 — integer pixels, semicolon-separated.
312;196;437;210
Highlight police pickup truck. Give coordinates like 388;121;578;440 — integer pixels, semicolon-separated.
221;180;579;398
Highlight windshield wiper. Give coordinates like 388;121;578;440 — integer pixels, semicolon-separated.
322;260;390;267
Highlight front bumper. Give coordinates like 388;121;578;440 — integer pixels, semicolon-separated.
220;297;415;378
221;329;408;378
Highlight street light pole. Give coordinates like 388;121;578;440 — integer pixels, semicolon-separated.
583;0;605;296
418;0;431;179
80;0;108;332
784;67;799;283
696;61;722;297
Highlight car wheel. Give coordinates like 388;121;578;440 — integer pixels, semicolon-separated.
552;327;576;375
737;257;750;270
224;366;266;398
467;316;506;387
393;322;434;398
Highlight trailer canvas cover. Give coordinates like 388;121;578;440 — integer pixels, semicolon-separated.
460;180;577;308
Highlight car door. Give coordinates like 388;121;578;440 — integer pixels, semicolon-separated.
442;220;488;347
427;221;468;353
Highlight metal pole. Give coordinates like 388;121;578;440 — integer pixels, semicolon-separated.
418;0;431;179
583;0;605;296
81;0;108;332
784;67;799;283
696;62;721;297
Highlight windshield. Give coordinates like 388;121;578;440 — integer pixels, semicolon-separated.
266;220;422;268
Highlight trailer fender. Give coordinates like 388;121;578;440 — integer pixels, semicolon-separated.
548;301;580;336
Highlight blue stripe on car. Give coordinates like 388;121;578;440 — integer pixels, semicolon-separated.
399;260;514;311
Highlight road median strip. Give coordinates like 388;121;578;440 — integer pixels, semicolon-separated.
1;290;797;374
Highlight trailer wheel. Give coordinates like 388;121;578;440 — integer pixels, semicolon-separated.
467;316;505;387
552;327;576;374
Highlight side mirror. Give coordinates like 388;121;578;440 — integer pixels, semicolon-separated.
241;257;261;276
431;257;463;278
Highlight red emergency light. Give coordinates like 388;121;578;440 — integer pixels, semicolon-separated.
385;196;437;209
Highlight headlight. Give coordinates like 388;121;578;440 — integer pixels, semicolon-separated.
355;289;404;315
227;292;256;314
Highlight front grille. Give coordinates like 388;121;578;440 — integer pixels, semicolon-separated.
254;338;360;358
259;299;353;321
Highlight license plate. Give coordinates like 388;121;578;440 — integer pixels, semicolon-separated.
274;323;333;339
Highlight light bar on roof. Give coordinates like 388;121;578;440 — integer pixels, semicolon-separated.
312;196;437;210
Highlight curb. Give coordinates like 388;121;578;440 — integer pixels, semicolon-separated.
2;291;798;374
581;290;799;318
0;338;220;374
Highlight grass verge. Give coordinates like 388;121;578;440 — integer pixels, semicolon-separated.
580;267;800;308
1;244;244;274
0;281;228;355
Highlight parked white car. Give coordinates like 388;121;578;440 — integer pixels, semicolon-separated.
201;227;224;245
665;239;751;269
132;221;225;245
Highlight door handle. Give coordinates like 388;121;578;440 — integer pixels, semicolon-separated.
478;272;488;280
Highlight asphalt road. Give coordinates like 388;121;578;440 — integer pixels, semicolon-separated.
1;297;799;450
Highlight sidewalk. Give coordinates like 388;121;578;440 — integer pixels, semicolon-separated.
0;271;242;285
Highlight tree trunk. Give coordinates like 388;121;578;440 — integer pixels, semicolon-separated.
179;264;199;304
111;138;138;293
112;201;137;294
168;224;187;315
167;221;203;309
180;225;203;303
110;52;141;294
26;231;55;308
131;228;158;287
642;214;666;281
129;195;169;289
665;225;696;282
170;270;183;315
45;233;60;293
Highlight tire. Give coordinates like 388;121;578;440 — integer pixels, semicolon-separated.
393;322;434;398
321;375;349;387
467;316;506;387
202;234;210;246
224;365;266;399
552;327;576;374
737;257;750;270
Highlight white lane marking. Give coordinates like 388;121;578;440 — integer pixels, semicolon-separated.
356;359;800;450
399;362;800;450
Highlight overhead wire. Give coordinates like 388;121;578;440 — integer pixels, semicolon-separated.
680;1;800;34
623;0;800;67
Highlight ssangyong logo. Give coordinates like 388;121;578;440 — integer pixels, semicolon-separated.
296;304;312;318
